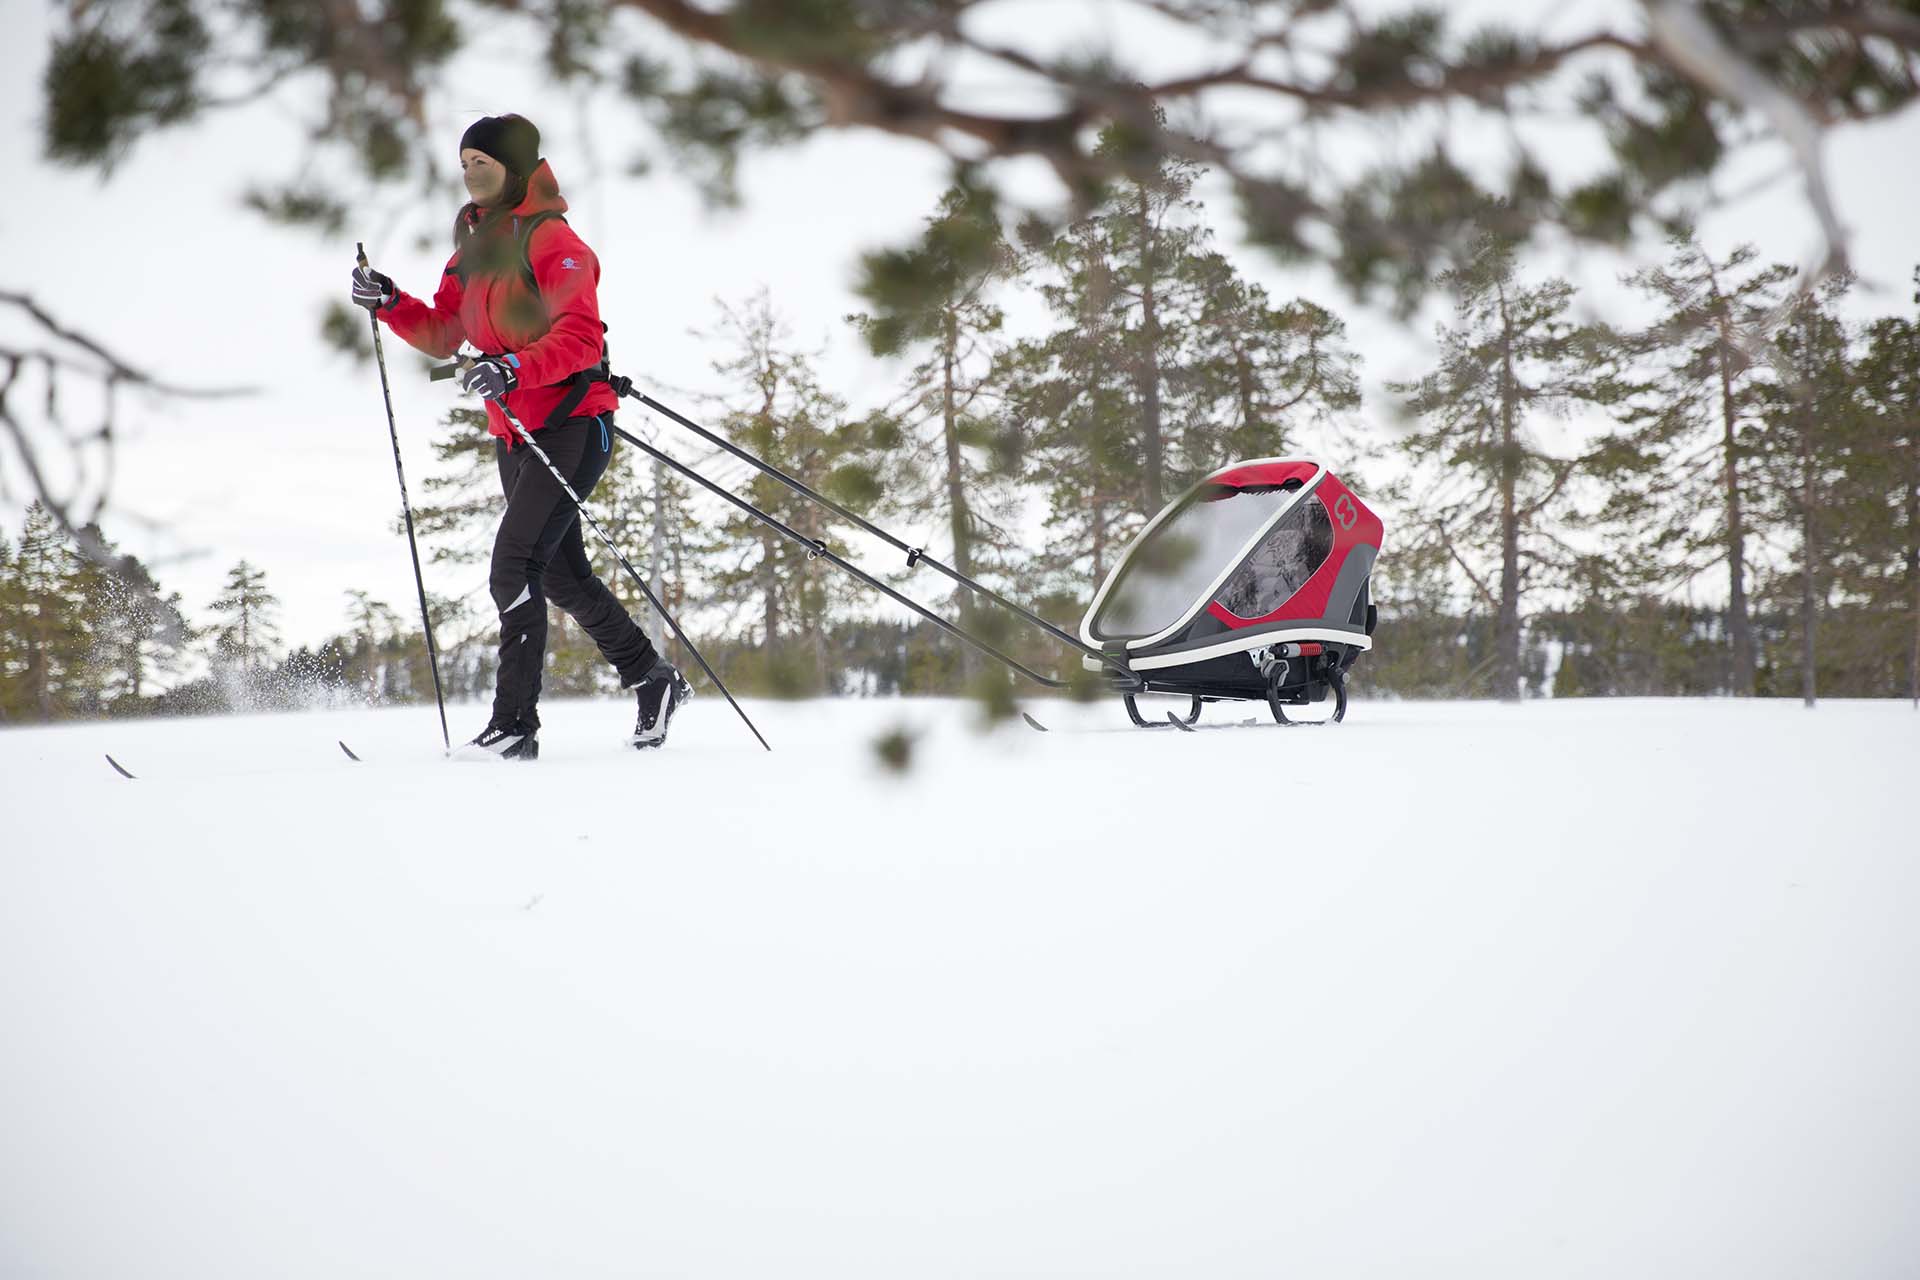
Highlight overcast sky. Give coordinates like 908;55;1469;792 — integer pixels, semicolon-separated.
5;0;1918;650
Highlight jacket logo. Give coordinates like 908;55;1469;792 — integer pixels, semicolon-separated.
560;257;580;270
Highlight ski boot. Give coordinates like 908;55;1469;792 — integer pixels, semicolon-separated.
630;657;693;750
451;717;539;762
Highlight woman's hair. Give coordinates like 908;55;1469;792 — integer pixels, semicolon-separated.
450;169;531;250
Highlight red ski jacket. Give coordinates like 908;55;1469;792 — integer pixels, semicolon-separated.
380;159;616;445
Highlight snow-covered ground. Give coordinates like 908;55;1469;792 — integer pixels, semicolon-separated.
1;694;1915;1278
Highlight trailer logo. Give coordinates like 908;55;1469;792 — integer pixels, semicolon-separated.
1333;493;1358;530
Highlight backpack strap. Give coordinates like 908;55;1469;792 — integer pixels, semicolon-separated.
513;211;615;430
515;210;568;292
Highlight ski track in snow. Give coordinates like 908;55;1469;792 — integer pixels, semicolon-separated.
1;695;1916;1278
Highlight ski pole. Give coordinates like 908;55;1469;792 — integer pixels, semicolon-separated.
605;421;1086;690
607;377;1113;664
442;360;771;752
357;242;450;750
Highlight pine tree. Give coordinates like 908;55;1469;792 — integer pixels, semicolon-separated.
342;589;402;700
62;523;192;711
1389;241;1602;702
1854;272;1920;704
0;529;24;722
408;406;517;698
852;185;1026;584
1605;231;1794;695
583;429;712;662
1005;135;1219;594
700;289;878;695
1007;132;1361;603
1000;230;1142;595
1104;137;1213;514
411;406;502;569
208;560;282;684
637;458;714;671
5;503;100;721
851;184;1028;679
1174;256;1363;472
1752;274;1861;707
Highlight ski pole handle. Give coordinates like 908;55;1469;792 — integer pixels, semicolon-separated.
428;355;471;382
355;241;369;269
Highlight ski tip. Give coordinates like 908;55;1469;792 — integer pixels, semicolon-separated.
105;753;136;780
1021;712;1049;733
338;740;362;762
1166;712;1197;733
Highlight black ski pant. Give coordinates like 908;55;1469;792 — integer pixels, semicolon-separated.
489;414;657;729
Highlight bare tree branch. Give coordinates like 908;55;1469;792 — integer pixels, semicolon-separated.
1436;522;1502;611
1646;0;1859;287
1;292;253;644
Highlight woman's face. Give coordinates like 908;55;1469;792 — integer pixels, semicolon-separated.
460;148;508;206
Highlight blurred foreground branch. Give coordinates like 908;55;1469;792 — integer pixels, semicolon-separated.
0;290;252;640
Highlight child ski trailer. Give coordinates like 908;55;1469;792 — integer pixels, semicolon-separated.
1079;459;1382;726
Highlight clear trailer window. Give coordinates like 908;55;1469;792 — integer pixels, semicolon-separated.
1089;483;1298;640
1215;493;1334;618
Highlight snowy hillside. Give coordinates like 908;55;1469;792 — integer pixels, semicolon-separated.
2;695;1917;1278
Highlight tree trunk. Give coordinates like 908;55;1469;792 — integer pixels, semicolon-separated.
1498;447;1521;701
670;524;685;668
1907;465;1918;707
761;532;779;647
1236;344;1259;452
1799;417;1818;708
1091;495;1106;584
942;307;977;679
813;587;830;694
27;633;50;720
1717;328;1756;695
1135;187;1165;512
1496;290;1523;703
757;382;780;653
648;459;666;652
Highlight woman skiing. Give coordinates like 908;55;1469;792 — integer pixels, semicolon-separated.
350;113;689;760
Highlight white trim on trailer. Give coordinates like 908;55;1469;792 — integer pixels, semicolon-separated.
1078;458;1328;652
1081;627;1373;673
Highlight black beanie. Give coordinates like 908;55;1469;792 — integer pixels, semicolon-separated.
459;114;540;178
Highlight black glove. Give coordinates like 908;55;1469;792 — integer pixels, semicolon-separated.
351;264;395;311
460;357;518;401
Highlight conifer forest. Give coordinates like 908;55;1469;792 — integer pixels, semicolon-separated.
6;1;1920;718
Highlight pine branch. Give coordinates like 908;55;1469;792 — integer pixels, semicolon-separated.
1435;523;1501;611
